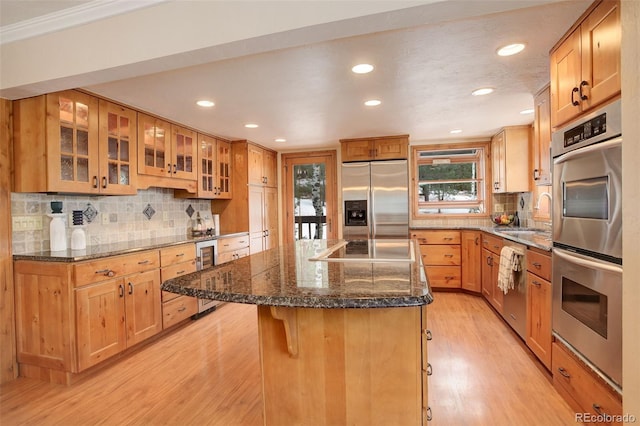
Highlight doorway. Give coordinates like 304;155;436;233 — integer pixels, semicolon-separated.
282;151;338;243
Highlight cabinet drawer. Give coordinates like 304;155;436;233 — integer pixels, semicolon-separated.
552;342;622;422
420;245;460;265
482;233;504;255
160;260;196;283
527;249;551;281
411;230;460;245
162;295;198;329
425;266;461;288
74;250;159;286
162;290;180;303
218;235;250;253
160;243;196;267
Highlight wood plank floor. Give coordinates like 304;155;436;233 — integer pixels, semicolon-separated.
0;293;575;425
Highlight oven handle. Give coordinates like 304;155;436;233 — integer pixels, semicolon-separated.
553;247;622;274
553;137;621;165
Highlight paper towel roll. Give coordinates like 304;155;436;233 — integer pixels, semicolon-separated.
212;214;220;236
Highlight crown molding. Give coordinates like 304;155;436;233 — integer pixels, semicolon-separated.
0;0;168;45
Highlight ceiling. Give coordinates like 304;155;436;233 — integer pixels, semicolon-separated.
0;0;592;152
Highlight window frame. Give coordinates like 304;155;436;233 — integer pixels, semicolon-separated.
411;142;491;219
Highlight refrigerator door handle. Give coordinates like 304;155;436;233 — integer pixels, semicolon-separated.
369;186;375;239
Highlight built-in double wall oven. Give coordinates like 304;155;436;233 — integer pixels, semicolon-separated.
551;99;622;390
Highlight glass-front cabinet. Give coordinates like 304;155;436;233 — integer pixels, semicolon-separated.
217;139;232;199
13;90;137;194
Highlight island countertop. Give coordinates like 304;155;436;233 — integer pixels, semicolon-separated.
161;239;433;309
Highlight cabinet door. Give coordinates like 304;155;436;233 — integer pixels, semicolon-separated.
341;139;373;162
533;87;552;186
374;139;408;160
76;278;127;371
550;29;582;127
580;0;621;111
481;248;493;300
263;149;277;187
138;113;171;177
526;272;552;370
461;231;482;293
490;253;503;313
171;125;197;180
264;186;279;250
216;139;232;198
198;134;217;198
99;100;137;195
46;90;100;193
249;186;266;254
491;131;505;193
125;269;162;346
248;145;265;185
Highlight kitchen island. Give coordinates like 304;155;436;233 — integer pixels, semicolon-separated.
162;239;433;425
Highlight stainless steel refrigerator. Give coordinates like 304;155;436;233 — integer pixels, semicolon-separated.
342;160;409;239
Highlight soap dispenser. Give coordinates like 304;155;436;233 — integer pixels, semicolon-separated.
71;210;86;250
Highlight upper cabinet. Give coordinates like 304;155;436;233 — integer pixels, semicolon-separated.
340;135;409;162
13;90;137;194
550;0;620;128
248;144;277;187
532;85;552;186
176;134;232;199
491;126;530;194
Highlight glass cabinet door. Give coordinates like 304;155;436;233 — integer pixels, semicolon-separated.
137;113;171;177
217;139;232;199
46;91;99;192
99;100;137;194
171;125;197;181
198;134;217;198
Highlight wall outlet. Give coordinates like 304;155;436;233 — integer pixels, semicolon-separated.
12;216;43;231
494;204;505;213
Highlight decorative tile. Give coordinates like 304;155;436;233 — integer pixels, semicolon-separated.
186;204;195;218
83;203;98;223
143;204;156;220
519;196;525;209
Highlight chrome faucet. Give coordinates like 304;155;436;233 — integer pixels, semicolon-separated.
534;191;552;210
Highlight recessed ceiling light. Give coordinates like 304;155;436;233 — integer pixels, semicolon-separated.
275;138;286;143
364;99;381;106
244;123;258;128
497;43;526;57
196;100;215;107
352;64;374;74
520;108;534;115
450;129;463;134
471;87;494;96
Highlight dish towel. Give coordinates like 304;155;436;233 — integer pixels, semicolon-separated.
497;246;525;295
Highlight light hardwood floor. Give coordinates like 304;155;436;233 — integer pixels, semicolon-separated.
0;293;575;425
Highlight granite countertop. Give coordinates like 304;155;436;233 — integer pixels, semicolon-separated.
12;232;250;262
411;225;552;251
161;239;433;309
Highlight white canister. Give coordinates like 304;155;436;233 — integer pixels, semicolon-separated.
48;213;67;252
71;227;86;250
212;214;220;236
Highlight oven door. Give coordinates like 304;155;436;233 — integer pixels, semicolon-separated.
552;247;622;386
552;137;622;259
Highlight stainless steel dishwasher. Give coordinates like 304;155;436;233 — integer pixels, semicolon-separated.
501;240;527;339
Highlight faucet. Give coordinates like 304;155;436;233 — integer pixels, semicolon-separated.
535;191;552;210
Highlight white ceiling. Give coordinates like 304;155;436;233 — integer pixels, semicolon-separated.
0;0;592;152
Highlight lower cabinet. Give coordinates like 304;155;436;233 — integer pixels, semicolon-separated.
525;248;552;370
411;230;461;289
160;243;197;329
481;233;504;313
217;234;250;264
460;231;482;292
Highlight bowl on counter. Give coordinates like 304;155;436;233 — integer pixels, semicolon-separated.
492;214;515;226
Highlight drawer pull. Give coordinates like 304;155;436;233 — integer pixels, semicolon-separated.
138;260;150;265
178;307;186;312
426;363;433;376
532;262;542;269
443;237;453;241
176;253;185;257
425;329;433;341
557;367;571;378
223;244;230;247
118;284;124;297
592;404;604;416
445;276;455;280
444;254;454;258
531;280;541;287
128;282;133;295
96;269;115;277
493;245;500;250
176;270;185;275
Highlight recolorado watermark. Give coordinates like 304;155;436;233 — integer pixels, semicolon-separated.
576;413;637;423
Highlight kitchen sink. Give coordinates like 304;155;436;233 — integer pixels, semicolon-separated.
495;229;537;235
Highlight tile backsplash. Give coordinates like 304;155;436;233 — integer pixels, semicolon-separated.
11;188;211;254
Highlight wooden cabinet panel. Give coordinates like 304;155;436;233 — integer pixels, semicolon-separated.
218;235;250;264
550;29;583;127
527;249;552;281
124;269;162;346
420;245;460;266
425;266;461;288
137;113;171;178
481;247;502;313
248;144;265;185
482;233;503;254
340;135;409;162
491;127;530;193
162;295;198;329
461;231;482;293
411;230;460;245
160;260;196;282
415;229;461;290
263;149;277;187
526;272;552;370
532;86;552;186
74;251;159;286
160;243;196;267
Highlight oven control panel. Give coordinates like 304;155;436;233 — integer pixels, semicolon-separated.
564;112;607;148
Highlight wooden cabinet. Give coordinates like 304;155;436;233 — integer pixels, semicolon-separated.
340;134;409;162
217;234;250;264
550;0;621;128
14;250;162;382
491;126;530;193
216;139;232;198
176;135;232;199
212;140;279;254
481;233;504;313
160;244;197;329
532;85;552;186
411;230;461;289
526;248;552;370
552;341;622;424
461;230;482;293
13;90;137;194
137;113;197;190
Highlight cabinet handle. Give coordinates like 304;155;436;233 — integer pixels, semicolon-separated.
102;176;107;189
579;80;589;101
531;280;541;287
444;254;453;258
223;244;230;247
176;253;185;257
119;284;124;297
138;260;150;265
96;269;115;277
239;240;246;244
557;367;571;378
533;169;539;180
443;237;453;241
445;276;455;280
493;245;500;250
128;282;133;295
173;164;177;174
532;262;541;269
93;176;98;189
426;363;433;376
426;407;432;422
592;404;605;416
178;307;186;312
167;164;172;174
475;237;479;246
571;87;580;106
425;329;433;341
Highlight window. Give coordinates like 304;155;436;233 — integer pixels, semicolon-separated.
413;143;489;216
